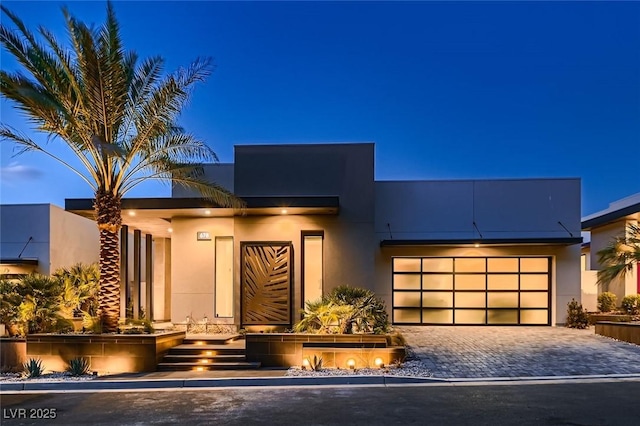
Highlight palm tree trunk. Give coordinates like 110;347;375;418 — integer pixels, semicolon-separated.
94;190;122;333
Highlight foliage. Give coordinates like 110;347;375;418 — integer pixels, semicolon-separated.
0;279;21;336
597;292;617;313
118;318;154;334
565;299;589;329
15;274;66;334
305;355;323;371
294;286;390;334
23;358;44;378
66;357;91;376
54;263;99;318
597;224;640;288
0;2;242;332
82;312;103;334
620;294;640;315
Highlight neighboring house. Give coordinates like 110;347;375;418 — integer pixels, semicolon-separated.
0;204;99;278
581;192;640;309
65;143;582;327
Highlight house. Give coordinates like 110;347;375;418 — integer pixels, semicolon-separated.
581;192;640;309
0;204;99;279
64;143;582;327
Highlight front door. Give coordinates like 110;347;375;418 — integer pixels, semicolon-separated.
241;242;292;327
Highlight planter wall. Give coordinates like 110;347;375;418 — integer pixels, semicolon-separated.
595;322;640;345
0;338;27;372
26;331;185;374
245;333;405;368
588;314;634;325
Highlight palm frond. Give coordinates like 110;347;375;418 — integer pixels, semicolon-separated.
596;224;640;287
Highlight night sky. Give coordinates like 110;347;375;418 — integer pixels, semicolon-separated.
1;1;639;216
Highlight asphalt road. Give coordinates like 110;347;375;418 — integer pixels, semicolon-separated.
2;380;639;425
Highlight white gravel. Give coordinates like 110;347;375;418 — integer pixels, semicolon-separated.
286;359;432;377
0;372;96;382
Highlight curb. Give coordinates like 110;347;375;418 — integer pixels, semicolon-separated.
2;373;640;392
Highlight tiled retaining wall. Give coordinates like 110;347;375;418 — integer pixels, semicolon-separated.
0;338;27;371
26;331;185;374
595;322;640;345
245;333;405;368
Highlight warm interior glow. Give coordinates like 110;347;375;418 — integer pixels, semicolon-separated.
374;357;384;368
128;211;136;217
205;351;213;356
196;341;204;345
200;359;209;363
195;367;204;371
205;210;211;215
347;358;355;369
281;209;288;214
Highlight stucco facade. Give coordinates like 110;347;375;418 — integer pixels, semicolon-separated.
65;143;582;327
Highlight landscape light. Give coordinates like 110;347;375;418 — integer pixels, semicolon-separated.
375;358;384;368
347;358;356;370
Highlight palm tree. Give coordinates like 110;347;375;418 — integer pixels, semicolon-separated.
0;3;242;332
597;223;640;288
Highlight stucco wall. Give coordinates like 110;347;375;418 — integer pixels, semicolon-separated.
170;217;234;323
0;204;51;274
49;205;99;274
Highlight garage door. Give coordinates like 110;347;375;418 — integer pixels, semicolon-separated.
392;257;551;325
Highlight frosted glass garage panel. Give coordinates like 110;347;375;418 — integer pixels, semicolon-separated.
520;258;549;273
455;292;486;308
488;292;518;308
422;292;453;308
487;310;518;324
487;258;519;273
394;292;421;307
455;258;486;273
394;258;421;272
422;258;453;273
455;275;485;290
520;292;548;308
487;274;519;290
520;275;548;290
521;310;549;325
394;309;420;323
422;274;453;290
423;309;453;324
455;310;486;324
394;274;421;290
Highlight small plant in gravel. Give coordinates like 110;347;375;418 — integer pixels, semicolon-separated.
67;358;91;376
305;355;323;371
597;292;617;313
620;294;640;315
23;358;44;378
566;299;589;329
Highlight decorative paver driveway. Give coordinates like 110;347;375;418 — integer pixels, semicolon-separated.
397;326;640;378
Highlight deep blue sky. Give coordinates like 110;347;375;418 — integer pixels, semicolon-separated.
1;1;639;216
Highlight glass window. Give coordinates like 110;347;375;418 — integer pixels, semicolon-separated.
394;309;420;323
487;258;519;273
487;292;519;308
520;292;548;308
455;258;486;273
487;274;519;290
520;258;549;273
394;274;421;290
520;310;548;324
303;235;323;305
422;274;453;290
520;274;548;290
422;292;453;308
422;309;453;324
393;258;421;272
422;258;453;273
455;274;485;290
487;309;518;324
394;292;421;307
455;309;486;324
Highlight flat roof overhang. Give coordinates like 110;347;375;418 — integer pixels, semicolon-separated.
66;196;339;238
0;258;38;266
581;202;640;231
380;237;583;248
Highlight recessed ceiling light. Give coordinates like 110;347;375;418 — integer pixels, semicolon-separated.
281;209;288;215
474;243;480;248
128;211;136;217
204;210;211;215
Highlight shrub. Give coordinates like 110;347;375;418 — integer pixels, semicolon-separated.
23;358;44;378
67;357;91;376
294;285;390;334
54;263;99;318
0;279;21;336
566;299;589;329
597;292;617;313
620;294;640;315
16;274;65;334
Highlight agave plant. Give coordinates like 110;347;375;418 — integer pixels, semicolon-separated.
0;3;242;332
67;357;91;376
23;358;44;378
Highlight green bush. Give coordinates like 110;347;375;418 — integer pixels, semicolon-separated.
23;358;44;378
16;274;66;334
566;299;589;329
294;285;390;334
597;292;617;313
0;279;21;336
54;263;99;318
67;357;91;376
620;294;640;315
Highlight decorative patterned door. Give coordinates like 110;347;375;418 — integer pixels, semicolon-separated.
241;242;292;326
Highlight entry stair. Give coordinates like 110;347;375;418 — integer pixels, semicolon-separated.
157;334;261;371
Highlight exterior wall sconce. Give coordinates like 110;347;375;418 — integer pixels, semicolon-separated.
474;243;480;248
374;358;384;368
347;358;356;370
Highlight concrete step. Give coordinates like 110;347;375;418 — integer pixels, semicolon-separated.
167;344;246;356
157;361;261;371
183;334;242;345
162;354;247;363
